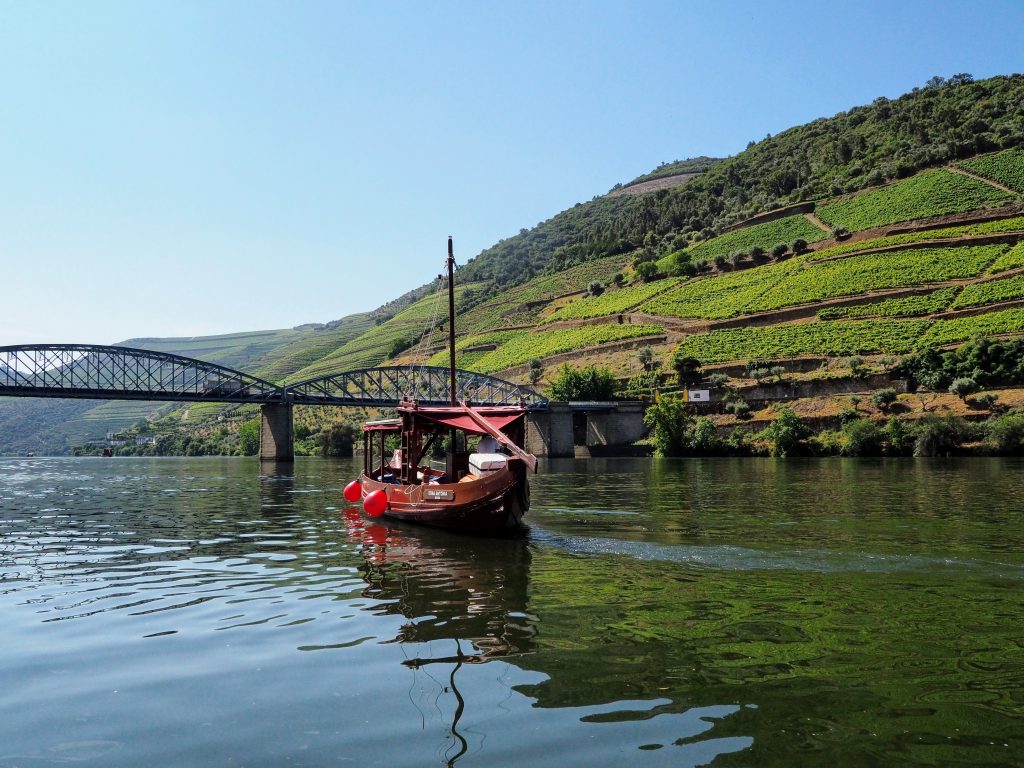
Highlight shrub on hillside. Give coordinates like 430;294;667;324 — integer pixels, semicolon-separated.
884;417;915;456
635;262;658;282
950;376;979;400
898;338;1024;392
318;422;358;457
724;398;751;419
842;418;885;456
913;414;973;457
986;409;1024;454
238;419;260;456
547;363;618;401
643;395;693;457
708;372;729;388
870;388;899;411
764;406;811;457
673;355;703;386
529;358;543;385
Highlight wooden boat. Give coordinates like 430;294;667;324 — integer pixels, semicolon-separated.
353;237;537;533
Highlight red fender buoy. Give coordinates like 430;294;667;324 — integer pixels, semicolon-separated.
364;489;388;517
343;479;362;503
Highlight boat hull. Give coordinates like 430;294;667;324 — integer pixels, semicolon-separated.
360;465;528;533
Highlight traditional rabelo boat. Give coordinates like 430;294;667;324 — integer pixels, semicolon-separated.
346;237;537;533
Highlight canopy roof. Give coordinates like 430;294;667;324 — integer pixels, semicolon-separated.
415;410;523;435
361;405;525;436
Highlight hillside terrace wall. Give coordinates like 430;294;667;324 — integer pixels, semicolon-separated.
717;202;818;234
883;202;1024;236
702;356;829;377
812;231;1023;264
703;285;948;330
678;374;904;413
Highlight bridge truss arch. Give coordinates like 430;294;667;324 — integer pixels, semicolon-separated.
287;365;548;408
0;344;287;403
0;347;547;409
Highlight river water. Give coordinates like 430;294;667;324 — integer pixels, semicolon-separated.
1;456;1022;767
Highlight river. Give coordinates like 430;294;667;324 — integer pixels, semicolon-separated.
1;456;1022;766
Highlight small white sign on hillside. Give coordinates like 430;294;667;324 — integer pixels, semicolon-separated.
686;389;710;402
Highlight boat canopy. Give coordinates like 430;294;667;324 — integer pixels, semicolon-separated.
415;409;524;435
361;406;526;435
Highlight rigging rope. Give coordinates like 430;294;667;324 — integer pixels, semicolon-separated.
406;258;449;401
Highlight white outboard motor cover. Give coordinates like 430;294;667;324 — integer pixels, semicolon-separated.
469;453;508;474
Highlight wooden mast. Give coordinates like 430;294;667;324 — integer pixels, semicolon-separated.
447;236;457;406
446;236;458;468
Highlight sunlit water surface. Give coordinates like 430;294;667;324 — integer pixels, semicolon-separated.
1;456;1023;766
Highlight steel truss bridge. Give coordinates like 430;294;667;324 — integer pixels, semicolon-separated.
0;344;548;409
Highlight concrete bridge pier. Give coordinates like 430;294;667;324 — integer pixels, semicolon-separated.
260;402;294;462
526;401;648;457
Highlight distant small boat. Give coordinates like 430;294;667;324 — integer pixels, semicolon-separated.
349;237;536;534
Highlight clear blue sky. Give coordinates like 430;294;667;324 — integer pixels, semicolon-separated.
2;0;1022;346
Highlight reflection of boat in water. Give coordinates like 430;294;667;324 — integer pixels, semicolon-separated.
342;510;535;661
351;237;537;534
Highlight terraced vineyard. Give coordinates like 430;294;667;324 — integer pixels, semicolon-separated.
125;328;309;373
989;242;1024;273
640;258;805;319
257;313;376;382
816;169;1016;232
818;287;959;320
674;318;933;363
638;245;1005;320
684;213;827;262
471;324;664;373
919;308;1024;346
951;273;1024;309
289;284;480;378
426;329;528;369
544;279;679;322
958;148;1024;193
12;76;1024;455
457;255;630;333
809;215;1024;262
749;244;1006;312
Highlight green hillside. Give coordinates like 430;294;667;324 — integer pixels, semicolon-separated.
431;142;1024;397
7;73;1024;454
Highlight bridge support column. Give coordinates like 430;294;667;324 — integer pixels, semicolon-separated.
260;402;294;462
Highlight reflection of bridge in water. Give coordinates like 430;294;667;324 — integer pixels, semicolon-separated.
0;344;547;460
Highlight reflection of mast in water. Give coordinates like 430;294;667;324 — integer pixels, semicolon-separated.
341;511;535;765
446;640;469;768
